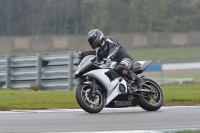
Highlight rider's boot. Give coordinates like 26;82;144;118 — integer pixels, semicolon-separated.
129;73;144;91
134;77;144;90
125;70;144;93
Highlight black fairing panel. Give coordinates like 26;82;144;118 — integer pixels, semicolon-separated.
105;70;120;81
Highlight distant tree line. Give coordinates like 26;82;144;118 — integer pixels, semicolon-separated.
0;0;200;36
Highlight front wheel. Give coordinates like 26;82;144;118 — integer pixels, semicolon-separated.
76;84;105;113
135;78;164;111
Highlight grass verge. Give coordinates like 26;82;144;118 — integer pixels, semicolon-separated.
0;89;79;110
128;46;200;63
169;130;200;133
162;85;200;106
0;84;200;110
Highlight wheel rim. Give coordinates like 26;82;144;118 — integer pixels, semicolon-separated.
80;85;103;109
142;81;162;105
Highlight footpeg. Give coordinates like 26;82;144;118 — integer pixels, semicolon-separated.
131;87;138;92
128;86;138;94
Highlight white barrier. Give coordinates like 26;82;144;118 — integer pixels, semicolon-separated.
162;62;200;71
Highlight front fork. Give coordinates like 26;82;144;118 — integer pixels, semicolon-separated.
78;75;106;104
81;77;99;100
91;78;96;98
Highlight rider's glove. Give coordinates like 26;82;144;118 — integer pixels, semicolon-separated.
94;60;101;66
103;58;111;65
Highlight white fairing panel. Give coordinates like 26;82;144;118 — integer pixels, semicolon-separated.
83;69;128;105
83;69;118;95
106;79;128;105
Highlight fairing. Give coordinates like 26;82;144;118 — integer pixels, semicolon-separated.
83;69;128;105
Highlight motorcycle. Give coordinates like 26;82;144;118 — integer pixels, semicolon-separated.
74;55;163;113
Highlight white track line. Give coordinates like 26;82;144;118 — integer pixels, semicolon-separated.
48;130;161;133
0;106;200;114
47;128;200;133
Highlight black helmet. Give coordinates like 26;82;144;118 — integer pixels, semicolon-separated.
87;29;104;49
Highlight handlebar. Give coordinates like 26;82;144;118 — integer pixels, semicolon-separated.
94;59;117;69
94;61;103;66
94;58;110;66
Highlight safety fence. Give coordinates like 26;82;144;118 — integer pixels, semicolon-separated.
0;52;79;90
0;51;199;90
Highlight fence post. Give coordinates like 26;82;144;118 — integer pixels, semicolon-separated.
6;55;11;89
36;53;42;89
68;51;73;90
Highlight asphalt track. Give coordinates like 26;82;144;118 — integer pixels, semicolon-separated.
0;106;200;133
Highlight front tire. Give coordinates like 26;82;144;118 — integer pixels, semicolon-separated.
76;84;105;113
136;78;164;111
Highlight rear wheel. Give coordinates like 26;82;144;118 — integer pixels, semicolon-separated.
76;84;105;113
135;78;163;111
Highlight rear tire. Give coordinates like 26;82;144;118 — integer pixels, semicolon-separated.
76;84;105;113
136;78;163;111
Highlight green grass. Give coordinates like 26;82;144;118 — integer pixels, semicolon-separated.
0;85;200;110
0;89;78;110
178;75;200;82
128;46;200;63
168;130;200;133
1;46;200;63
162;85;200;106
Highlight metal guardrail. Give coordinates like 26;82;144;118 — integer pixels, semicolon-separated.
0;51;80;90
0;51;199;89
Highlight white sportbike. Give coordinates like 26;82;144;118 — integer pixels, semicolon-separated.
74;55;163;113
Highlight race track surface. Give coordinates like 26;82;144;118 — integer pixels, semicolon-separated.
0;106;200;133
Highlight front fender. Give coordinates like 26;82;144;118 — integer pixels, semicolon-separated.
82;81;93;88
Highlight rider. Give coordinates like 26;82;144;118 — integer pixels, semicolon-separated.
87;29;144;92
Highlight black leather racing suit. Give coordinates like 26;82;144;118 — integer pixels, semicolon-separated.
95;36;138;80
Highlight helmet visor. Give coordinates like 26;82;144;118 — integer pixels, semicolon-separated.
88;38;95;45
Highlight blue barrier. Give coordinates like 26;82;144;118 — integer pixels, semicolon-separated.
145;64;162;72
143;62;200;72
